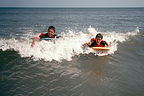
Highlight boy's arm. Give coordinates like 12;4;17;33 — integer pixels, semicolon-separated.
82;40;93;47
31;37;40;47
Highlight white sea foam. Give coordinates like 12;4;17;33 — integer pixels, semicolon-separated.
0;27;139;62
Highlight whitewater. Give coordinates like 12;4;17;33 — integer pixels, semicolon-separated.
0;26;139;62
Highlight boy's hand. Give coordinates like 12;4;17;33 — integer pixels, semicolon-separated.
31;43;35;48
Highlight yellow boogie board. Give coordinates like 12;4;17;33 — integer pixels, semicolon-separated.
92;47;110;51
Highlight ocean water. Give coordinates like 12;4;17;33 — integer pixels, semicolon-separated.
0;7;144;96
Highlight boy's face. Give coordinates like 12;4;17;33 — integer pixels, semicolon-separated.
48;29;55;37
96;37;102;44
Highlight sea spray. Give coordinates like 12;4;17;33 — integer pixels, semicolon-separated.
0;27;139;62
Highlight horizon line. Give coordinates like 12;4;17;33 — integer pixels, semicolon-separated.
0;6;144;8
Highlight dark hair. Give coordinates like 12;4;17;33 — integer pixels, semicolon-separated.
95;33;103;39
48;26;55;32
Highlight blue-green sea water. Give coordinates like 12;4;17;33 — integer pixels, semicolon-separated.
0;7;144;96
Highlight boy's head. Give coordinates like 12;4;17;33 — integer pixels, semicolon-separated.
48;26;55;32
95;33;103;39
95;33;103;44
48;26;55;37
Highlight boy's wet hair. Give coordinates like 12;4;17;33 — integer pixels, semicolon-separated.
95;33;103;39
48;26;55;32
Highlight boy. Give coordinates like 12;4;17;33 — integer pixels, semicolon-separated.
31;26;56;47
87;33;109;47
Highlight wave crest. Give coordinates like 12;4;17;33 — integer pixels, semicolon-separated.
0;27;139;62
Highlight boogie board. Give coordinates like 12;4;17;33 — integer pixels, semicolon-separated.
92;47;110;51
40;38;56;40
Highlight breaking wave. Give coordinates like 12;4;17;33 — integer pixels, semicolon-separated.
0;27;139;62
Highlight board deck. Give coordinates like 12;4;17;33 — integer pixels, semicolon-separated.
40;38;55;40
92;47;110;51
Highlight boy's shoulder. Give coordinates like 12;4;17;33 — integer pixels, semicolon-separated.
91;38;96;42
